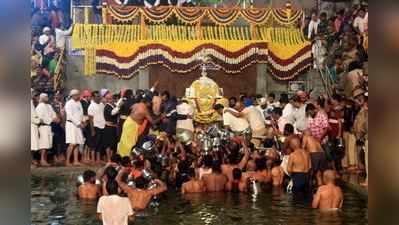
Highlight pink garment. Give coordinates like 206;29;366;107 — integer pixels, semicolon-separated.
308;111;329;142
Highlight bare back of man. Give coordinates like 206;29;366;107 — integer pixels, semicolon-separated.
288;137;311;193
303;130;327;186
128;189;156;210
78;183;100;199
182;180;206;193
202;173;227;192
312;170;343;209
271;166;284;186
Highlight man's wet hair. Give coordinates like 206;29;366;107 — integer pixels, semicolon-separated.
104;166;118;180
213;103;224;111
331;94;342;103
305;103;316;113
255;158;267;171
124;89;133;98
111;154;122;164
83;170;96;183
263;139;275;148
203;155;213;168
284;123;294;135
212;160;222;173
268;93;276;99
188;168;196;178
161;91;170;100
134;160;144;169
121;156;131;167
134;176;148;189
280;93;289;104
232;168;242;181
106;179;119;195
272;107;282;116
317;97;326;108
178;160;191;174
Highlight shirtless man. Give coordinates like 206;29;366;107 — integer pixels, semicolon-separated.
287;136;311;193
182;168;206;194
271;161;285;187
302;130;327;187
225;168;247;192
221;137;249;184
245;157;270;184
312;170;343;209
116;169;167;210
79;170;100;199
202;160;227;192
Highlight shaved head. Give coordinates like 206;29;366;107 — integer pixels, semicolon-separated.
289;136;301;150
130;103;148;121
323;170;337;184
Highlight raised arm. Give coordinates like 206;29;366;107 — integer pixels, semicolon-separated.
149;179;167;196
238;140;250;169
115;168;132;195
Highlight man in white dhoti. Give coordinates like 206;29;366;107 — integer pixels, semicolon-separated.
65;89;85;166
31;96;41;167
36;93;58;166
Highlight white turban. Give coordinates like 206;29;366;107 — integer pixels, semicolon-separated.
39;93;48;101
43;27;51;33
69;89;80;96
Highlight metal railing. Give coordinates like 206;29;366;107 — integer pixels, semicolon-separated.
53;48;65;91
312;38;334;97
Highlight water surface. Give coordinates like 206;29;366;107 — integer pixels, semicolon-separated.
31;174;367;225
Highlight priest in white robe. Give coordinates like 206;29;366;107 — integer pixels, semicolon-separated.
65;89;85;166
36;93;58;166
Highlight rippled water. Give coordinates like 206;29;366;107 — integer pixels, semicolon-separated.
31;174;367;225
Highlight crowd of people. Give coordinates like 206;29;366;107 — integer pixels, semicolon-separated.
30;1;368;224
31;0;73;94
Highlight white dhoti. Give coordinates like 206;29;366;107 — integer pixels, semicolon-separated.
38;125;53;149
65;121;84;145
31;124;40;151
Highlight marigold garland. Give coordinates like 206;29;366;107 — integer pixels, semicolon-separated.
105;6;303;26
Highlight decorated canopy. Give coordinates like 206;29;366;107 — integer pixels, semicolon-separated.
72;4;312;80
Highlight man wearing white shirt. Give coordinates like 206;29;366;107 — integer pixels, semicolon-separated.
255;97;268;121
224;102;266;146
221;104;249;134
353;9;366;34
65;89;85;166
36;93;58;166
88;91;106;164
292;95;309;134
55;24;73;49
97;180;134;225
176;99;194;142
307;13;320;40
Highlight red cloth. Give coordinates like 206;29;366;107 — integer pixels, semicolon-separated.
328;108;343;139
308;111;329;142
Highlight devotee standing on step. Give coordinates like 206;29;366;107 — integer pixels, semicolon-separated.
36;93;58;166
31;92;41;167
65;89;85;166
103;93;122;162
118;103;148;157
88;91;106;164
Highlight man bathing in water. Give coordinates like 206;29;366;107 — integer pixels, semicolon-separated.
182;168;206;194
271;161;285;187
312;170;343;209
221;137;249;185
202;160;228;192
287;136;311;193
302;130;327;187
79;170;100;199
225;168;248;192
116;168;167;210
